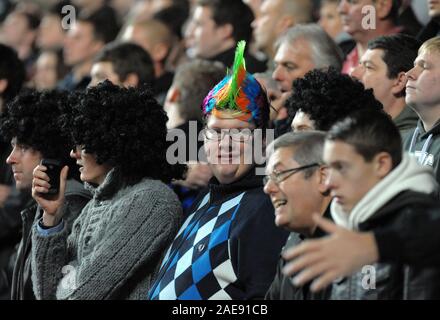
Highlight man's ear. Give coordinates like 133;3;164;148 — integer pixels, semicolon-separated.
373;152;393;179
217;23;233;40
277;15;295;35
91;40;105;56
122;73;140;88
375;0;393;19
317;166;329;194
0;79;8;94
151;42;169;63
167;86;181;103
391;71;407;97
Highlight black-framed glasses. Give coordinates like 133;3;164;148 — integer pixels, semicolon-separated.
263;163;320;185
204;128;254;142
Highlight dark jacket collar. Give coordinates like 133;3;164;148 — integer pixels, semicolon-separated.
358;190;437;230
208;166;263;203
154;71;174;95
209;47;236;67
313;205;332;238
208;47;267;74
20;193;37;221
416;118;440;138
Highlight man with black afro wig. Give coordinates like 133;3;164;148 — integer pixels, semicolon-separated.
0;89;91;300
287;68;383;132
30;81;185;299
62;81;186;185
0;43;26;204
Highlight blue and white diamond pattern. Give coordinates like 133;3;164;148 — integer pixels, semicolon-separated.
150;191;246;300
194;216;218;244
218;193;244;215
158;279;177;300
174;247;194;279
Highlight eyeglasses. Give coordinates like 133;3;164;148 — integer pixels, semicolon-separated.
263;163;320;185
204;128;254;142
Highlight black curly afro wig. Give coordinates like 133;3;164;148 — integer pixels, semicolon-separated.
61;81;186;185
0;89;79;180
286;68;383;131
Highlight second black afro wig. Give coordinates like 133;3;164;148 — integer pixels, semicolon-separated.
61;81;186;185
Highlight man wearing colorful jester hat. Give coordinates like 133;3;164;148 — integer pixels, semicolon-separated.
201;40;271;184
148;41;288;300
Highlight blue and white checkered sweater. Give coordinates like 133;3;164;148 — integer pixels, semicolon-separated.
149;169;289;300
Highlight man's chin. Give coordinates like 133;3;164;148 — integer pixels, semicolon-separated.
342;25;355;36
15;182;31;191
213;164;253;184
429;11;440;20
275;215;287;228
213;164;239;183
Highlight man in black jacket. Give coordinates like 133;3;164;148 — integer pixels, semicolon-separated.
0;44;26;300
284;110;440;299
0;89;91;299
0;43;25;199
281;192;440;293
417;0;440;42
185;0;266;74
264;131;332;300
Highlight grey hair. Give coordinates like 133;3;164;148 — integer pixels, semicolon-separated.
275;24;343;71
269;131;326;179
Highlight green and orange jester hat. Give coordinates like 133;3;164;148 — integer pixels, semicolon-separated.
201;41;270;128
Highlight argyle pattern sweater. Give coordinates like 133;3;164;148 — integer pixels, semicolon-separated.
149;169;288;300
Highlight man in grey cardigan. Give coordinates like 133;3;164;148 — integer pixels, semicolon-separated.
30;82;186;299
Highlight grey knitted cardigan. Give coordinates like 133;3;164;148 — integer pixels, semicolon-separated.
30;168;182;300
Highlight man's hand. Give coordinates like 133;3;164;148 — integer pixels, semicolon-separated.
282;214;379;292
173;162;212;190
32;164;68;227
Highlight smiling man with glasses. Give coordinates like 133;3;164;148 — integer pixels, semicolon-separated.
263;131;332;300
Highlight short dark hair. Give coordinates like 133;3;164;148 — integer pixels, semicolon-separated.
327;109;402;168
287;68;383;131
0;44;25;105
78;7;119;44
62;81;186;185
0;89;79;179
197;0;254;43
94;42;155;88
153;2;190;40
383;0;401;25
368;34;421;80
22;11;41;30
48;0;71;19
41;48;70;81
